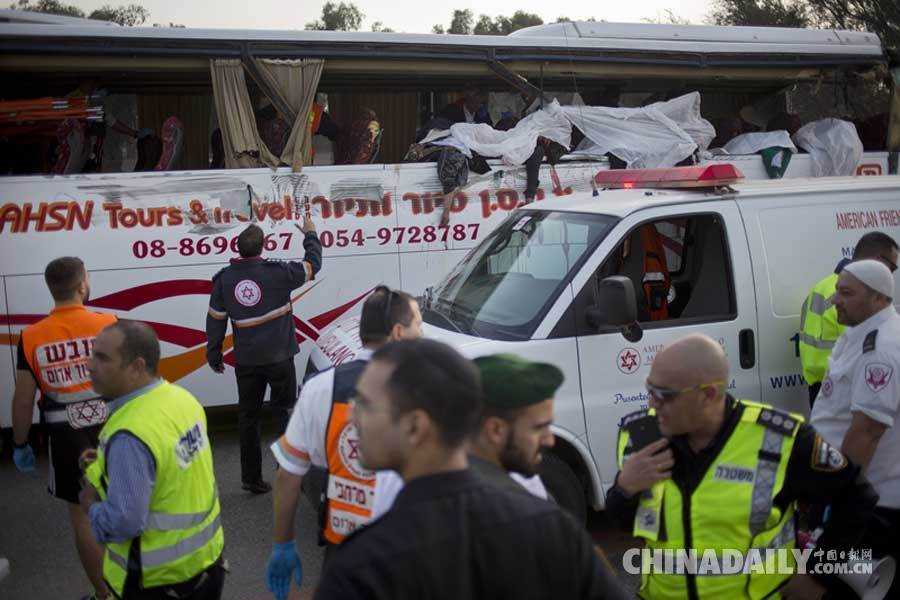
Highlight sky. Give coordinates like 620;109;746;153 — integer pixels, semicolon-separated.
65;0;715;31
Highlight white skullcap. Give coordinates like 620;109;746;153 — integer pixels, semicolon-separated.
843;259;895;299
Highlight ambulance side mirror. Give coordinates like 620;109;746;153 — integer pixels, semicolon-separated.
586;276;643;342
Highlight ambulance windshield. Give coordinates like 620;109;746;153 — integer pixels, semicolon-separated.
423;210;617;340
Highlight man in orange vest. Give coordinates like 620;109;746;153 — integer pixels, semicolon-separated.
266;285;422;600
11;256;117;600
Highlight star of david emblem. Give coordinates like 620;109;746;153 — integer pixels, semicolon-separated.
346;438;360;460
234;279;262;307
66;399;108;429
617;348;642;374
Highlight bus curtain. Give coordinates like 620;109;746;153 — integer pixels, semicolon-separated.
209;58;324;172
255;58;324;171
210;58;279;169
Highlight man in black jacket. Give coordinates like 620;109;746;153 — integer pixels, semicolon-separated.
206;217;322;493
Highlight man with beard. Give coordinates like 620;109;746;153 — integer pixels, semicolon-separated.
370;353;561;517
811;259;900;597
11;256;117;600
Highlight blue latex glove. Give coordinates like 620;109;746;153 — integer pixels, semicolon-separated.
13;445;35;472
266;542;302;600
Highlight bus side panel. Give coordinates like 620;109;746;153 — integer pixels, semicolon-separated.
0;163;594;407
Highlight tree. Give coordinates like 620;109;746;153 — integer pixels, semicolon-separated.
644;10;692;25
709;0;810;28
448;9;473;34
371;21;393;32
89;4;149;26
9;0;84;17
804;0;898;50
556;16;570;23
473;14;499;35
447;10;543;35
432;24;445;34
10;0;152;26
305;2;363;31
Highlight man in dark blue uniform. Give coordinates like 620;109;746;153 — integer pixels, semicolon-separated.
206;217;321;493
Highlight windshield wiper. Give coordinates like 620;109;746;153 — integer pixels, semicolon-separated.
424;304;465;334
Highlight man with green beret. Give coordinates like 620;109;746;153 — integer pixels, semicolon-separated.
370;353;564;518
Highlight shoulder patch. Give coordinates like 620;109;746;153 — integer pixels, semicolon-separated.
811;433;848;472
619;408;650;429
756;408;800;436
863;330;878;353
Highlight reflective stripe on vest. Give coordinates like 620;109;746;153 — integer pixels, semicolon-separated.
618;401;802;600
84;381;223;596
799;273;845;385
21;306;116;424
323;359;374;545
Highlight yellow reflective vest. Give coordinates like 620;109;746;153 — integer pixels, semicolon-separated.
85;381;224;596
617;401;802;599
799;273;845;385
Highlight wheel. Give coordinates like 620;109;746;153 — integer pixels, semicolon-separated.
539;452;587;525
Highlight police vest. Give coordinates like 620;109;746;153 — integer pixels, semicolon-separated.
20;305;116;429
323;359;374;544
617;400;802;600
799;273;844;385
85;381;224;597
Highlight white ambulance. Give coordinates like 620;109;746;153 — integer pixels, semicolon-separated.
312;165;900;520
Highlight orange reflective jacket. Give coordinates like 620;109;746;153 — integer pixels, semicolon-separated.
21;305;116;429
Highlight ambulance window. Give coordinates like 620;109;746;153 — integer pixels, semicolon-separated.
424;211;616;341
563;213;736;337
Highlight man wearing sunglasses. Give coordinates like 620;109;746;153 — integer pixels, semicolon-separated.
606;333;876;600
266;285;422;600
799;231;898;407
811;259;900;597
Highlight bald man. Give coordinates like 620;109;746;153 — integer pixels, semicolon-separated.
606;334;876;599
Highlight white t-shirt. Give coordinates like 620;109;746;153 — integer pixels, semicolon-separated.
270;349;373;475
811;306;900;508
370;466;550;520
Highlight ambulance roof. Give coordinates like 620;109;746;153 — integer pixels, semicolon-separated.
530;175;900;219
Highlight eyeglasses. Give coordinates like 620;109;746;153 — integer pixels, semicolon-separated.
645;380;726;404
879;254;898;274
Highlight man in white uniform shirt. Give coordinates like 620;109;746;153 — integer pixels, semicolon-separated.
265;286;422;600
810;258;900;595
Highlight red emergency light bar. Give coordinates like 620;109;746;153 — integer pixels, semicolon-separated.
593;164;744;189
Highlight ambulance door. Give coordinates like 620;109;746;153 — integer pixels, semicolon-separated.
568;201;760;491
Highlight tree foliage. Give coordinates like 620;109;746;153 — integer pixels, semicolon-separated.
10;0;150;25
473;11;543;35
710;0;809;27
89;4;149;26
305;2;363;31
9;0;84;17
448;9;473;34
435;9;543;35
805;0;899;50
371;21;393;32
